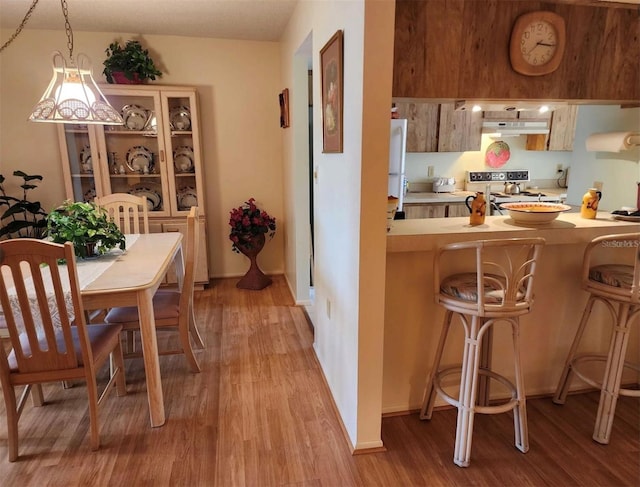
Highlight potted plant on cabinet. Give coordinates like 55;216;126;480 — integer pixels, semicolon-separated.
102;40;163;84
47;201;126;258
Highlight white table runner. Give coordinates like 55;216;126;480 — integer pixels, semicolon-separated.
1;234;139;333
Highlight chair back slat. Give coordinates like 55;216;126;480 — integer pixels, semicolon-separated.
95;193;150;234
0;239;85;373
178;207;199;318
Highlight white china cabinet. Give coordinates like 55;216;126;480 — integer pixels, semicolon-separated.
57;84;209;284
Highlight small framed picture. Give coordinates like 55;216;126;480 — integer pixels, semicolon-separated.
320;30;343;153
279;89;290;128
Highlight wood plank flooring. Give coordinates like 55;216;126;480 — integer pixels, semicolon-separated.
0;275;638;485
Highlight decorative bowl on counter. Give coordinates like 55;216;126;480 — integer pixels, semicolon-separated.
501;202;572;225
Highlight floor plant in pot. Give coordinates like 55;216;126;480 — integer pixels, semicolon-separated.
0;171;48;240
102;40;163;84
47;201;126;259
229;198;276;290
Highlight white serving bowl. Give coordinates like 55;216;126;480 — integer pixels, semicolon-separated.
501;202;572;225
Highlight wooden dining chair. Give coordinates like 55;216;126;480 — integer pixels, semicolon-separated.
105;206;203;372
94;193;150;234
0;239;126;462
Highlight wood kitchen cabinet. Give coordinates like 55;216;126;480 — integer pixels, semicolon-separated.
404;202;468;219
393;101;482;153
525;106;578;151
57;84;210;285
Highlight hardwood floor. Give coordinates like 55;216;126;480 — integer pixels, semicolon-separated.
1;275;638;485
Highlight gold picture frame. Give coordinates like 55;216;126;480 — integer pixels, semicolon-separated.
320;30;343;153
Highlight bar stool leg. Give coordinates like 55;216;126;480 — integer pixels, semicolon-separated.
511;318;529;453
420;310;454;420
478;326;493;407
593;303;632;444
553;296;597;405
454;315;482;468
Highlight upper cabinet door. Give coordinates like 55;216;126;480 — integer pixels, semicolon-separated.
94;87;170;217
57;124;107;203
160;90;206;216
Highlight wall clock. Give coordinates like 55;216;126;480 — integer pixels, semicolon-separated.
509;11;566;76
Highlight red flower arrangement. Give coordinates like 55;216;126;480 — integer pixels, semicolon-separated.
228;198;276;253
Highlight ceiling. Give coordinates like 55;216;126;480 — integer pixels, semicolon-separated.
0;0;299;42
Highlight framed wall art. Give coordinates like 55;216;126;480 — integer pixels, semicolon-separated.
279;88;290;128
320;30;343;153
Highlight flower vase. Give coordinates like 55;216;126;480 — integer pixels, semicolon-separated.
236;233;272;290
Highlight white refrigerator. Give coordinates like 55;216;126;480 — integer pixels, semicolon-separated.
388;118;408;211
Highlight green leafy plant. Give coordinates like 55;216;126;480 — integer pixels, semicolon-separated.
228;198;276;253
47;201;126;259
0;170;48;239
102;40;163;83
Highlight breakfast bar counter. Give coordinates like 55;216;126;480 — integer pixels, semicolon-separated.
383;212;639;414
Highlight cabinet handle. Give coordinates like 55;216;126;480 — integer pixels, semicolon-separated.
160;150;165;162
165;228;179;232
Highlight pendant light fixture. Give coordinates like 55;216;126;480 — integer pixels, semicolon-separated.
1;0;123;125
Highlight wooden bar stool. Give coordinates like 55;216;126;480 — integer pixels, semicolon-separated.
420;237;545;467
553;232;639;444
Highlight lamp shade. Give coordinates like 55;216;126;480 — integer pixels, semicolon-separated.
29;52;123;125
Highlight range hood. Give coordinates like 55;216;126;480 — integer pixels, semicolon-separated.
482;120;550;136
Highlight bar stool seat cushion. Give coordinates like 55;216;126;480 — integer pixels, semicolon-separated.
589;264;633;289
440;273;525;304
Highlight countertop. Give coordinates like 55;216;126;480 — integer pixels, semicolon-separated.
403;188;567;204
387;212;639;253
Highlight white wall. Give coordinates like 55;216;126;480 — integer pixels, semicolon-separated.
280;0;393;450
567;105;640;210
0;28;285;279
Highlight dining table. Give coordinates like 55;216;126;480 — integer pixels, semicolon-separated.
1;232;184;428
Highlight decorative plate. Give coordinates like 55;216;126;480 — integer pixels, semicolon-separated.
79;145;93;173
170;106;191;131
177;186;198;210
144;111;157;132
485;141;511;168
126;145;154;174
122;104;149;131
83;188;96;203
173;146;194;172
129;185;162;211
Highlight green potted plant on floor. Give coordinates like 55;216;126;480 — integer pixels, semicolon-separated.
102;40;163;84
0;170;48;239
47;200;126;258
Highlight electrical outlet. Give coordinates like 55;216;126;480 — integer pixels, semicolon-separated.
326;298;331;319
556;164;563;172
427;165;434;178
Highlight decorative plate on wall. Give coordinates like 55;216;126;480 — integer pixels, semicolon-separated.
485;141;511;168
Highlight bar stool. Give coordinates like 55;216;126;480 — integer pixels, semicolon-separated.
553;232;639;444
420;237;545;467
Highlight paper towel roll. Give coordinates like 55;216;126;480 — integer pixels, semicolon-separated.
585;132;639;152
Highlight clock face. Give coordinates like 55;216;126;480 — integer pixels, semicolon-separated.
520;20;558;66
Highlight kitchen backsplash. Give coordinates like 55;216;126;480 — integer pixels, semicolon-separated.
405;134;573;192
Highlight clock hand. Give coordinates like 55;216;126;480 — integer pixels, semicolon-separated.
537;42;556;47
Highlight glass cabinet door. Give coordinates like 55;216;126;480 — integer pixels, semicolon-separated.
161;90;205;216
57;125;105;203
96;87;170;217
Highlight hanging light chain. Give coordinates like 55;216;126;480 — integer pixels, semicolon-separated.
0;0;41;53
61;0;74;61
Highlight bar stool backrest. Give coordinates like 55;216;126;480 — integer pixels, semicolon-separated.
435;237;546;316
581;232;640;304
